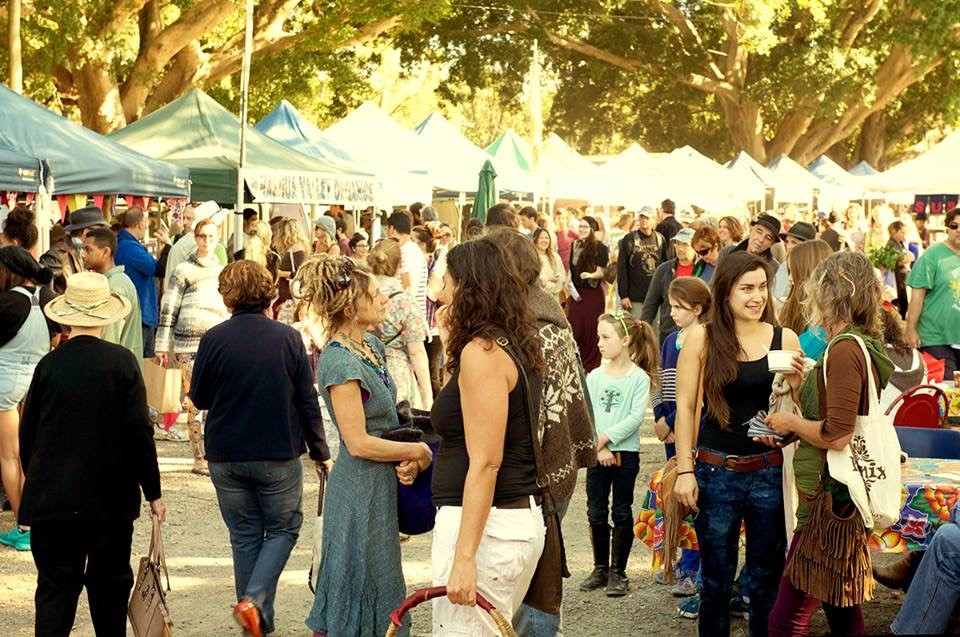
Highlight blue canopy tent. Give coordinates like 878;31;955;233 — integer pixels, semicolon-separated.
0;84;189;198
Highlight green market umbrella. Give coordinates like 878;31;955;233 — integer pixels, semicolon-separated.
473;159;497;222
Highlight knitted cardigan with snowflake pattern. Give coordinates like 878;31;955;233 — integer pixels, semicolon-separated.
529;287;597;503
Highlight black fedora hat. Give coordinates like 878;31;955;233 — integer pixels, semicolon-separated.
780;221;816;243
63;206;107;232
752;214;781;243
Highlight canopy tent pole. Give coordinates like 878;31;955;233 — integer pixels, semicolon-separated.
235;0;254;255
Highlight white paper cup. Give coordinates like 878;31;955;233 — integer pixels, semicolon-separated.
767;349;797;373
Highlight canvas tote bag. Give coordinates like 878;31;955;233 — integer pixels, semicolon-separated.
823;334;902;530
129;514;173;637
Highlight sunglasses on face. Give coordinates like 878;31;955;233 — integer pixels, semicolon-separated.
949;222;960;231
695;247;711;256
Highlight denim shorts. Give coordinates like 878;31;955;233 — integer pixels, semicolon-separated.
0;368;30;411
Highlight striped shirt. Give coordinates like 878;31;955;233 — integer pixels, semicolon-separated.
400;239;429;328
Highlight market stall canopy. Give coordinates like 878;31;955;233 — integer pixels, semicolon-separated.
849;161;879;177
0;145;43;193
869;134;960;193
484;129;542;194
414;111;492;194
541;133;607;200
110;89;374;205
321;101;432;206
255;100;375;177
595;143;665;207
807;155;873;199
668;145;764;204
767;154;831;202
0;84;188;197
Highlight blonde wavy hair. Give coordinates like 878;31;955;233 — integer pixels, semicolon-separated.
292;254;374;334
245;220;273;268
779;239;833;334
802;251;882;339
271;218;309;255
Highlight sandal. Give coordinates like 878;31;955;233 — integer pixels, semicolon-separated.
191;464;210;476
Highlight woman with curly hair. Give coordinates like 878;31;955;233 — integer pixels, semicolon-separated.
766;251;893;635
718;216;744;247
0;206;39;252
301;255;432;637
567;216;609;370
431;237;547;635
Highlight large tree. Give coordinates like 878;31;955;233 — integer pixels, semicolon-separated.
409;1;960;167
0;0;447;133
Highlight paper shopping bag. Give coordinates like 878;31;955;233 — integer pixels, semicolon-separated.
144;360;182;414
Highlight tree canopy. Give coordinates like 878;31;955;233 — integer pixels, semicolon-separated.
0;0;448;133
405;0;960;167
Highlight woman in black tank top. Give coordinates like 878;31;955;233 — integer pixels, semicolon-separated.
671;252;803;637
429;237;546;634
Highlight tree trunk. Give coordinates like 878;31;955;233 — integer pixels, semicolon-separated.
75;62;126;133
853;111;887;168
8;0;22;93
718;97;766;163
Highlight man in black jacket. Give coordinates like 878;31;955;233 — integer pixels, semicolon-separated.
20;272;165;637
617;207;666;315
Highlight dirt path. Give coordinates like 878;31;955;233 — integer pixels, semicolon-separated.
0;422;909;636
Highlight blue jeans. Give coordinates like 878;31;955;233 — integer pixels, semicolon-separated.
585;451;641;527
513;493;572;637
694;452;785;637
209;459;304;633
892;517;960;633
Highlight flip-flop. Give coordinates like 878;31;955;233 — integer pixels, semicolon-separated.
191;466;210;477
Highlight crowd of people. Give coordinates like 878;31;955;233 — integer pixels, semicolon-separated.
0;193;958;636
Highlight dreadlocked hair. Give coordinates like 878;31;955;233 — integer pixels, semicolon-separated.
292;254;373;334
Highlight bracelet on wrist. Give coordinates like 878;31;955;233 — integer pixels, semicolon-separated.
677;470;695;476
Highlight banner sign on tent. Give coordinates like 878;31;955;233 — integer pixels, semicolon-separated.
913;194;959;215
245;170;376;206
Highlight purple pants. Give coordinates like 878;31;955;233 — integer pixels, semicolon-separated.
566;285;604;371
768;532;866;636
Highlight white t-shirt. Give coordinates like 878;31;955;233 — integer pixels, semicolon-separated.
400;239;429;326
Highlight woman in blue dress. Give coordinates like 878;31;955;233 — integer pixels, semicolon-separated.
298;255;433;637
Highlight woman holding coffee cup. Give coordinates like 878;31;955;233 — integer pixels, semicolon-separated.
672;252;802;637
765;251;893;635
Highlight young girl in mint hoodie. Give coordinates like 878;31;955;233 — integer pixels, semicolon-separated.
580;313;659;597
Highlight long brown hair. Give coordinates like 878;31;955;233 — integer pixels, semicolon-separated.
444;237;543;374
704;252;776;427
667;277;712;321
598;314;660;390
779;240;832;334
573;216;600;271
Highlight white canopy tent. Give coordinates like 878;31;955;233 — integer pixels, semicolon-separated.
867;133;960;194
483;129;542;196
321;101;433;206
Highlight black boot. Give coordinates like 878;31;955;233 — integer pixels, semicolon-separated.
607;526;634;597
579;524;610;591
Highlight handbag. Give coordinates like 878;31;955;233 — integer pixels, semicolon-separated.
128;514;173;637
823;334;902;529
658;355;704;584
143;359;182;414
495;335;568;615
383;403;440;536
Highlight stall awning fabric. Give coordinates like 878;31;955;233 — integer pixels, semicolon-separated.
0;145;42;192
869;133;960;194
0;84;188;197
110;89;375;205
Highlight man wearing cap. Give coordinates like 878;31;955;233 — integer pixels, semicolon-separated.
81;227;143;363
116;206;168;359
617;207;666;316
41;206;110;289
771;221;816;299
719;213;782;270
18;271;165;636
641;227;700;343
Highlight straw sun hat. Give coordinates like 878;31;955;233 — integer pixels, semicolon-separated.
44;272;131;327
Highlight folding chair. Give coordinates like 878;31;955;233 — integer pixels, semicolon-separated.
885;384;948;429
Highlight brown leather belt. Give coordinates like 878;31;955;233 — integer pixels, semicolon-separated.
496;494;544;509
697;448;783;473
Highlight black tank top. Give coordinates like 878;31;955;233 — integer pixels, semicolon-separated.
431;365;541;507
699;326;782;456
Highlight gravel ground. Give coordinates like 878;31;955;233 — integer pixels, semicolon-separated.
0;417;918;636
